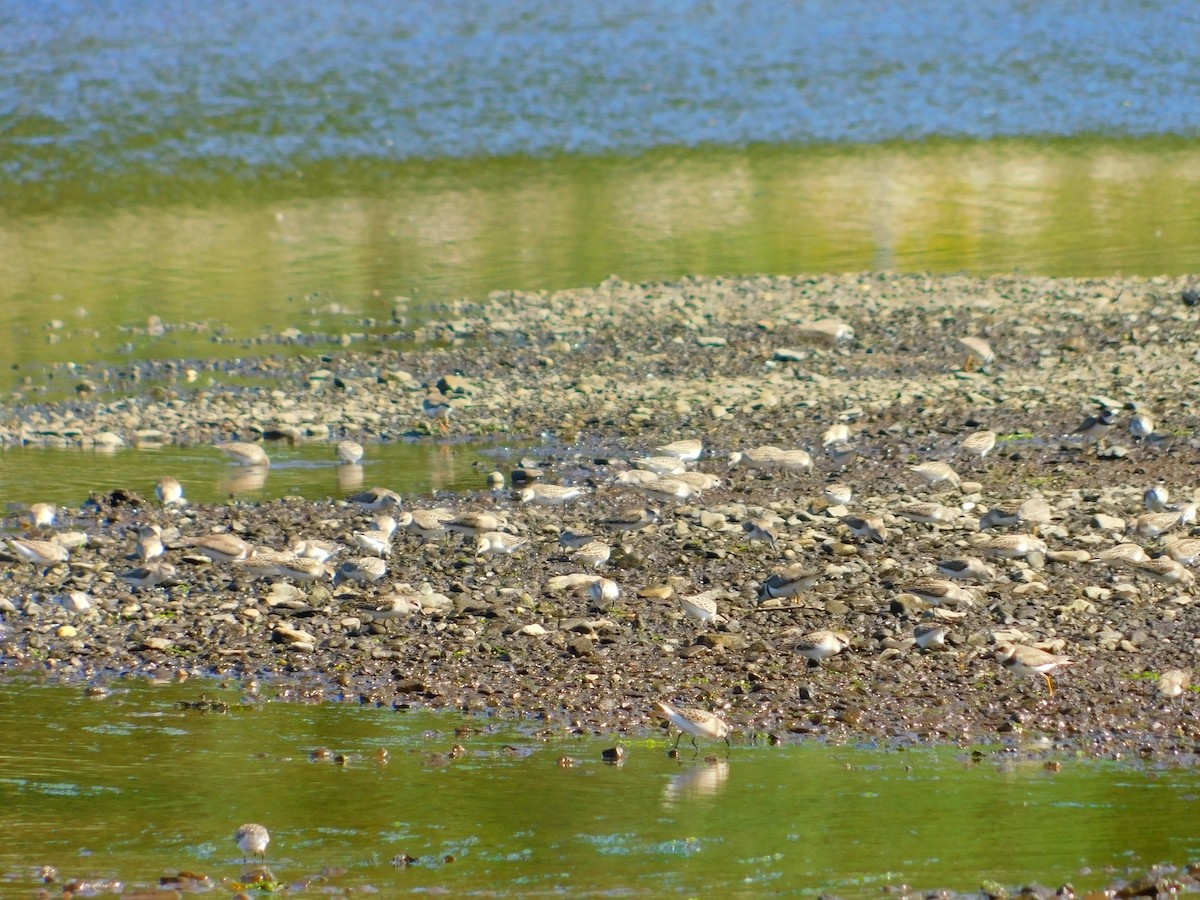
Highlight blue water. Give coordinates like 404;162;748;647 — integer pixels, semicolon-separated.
3;0;1198;184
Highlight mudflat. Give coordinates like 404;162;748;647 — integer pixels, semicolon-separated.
2;272;1199;760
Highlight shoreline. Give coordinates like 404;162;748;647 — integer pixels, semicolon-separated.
2;272;1200;761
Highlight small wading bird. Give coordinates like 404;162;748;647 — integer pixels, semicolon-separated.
234;823;270;864
992;642;1075;695
656;701;730;753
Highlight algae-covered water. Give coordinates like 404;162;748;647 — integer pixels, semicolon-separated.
0;679;1196;897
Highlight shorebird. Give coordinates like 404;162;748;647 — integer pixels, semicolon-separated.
8;538;70;573
274;556;329;584
588;578;620;605
234;549;294;580
654;438;703;462
422;393;453;432
397;509;453;543
796;629;850;664
824;483;853;506
1143;484;1170;512
656;701;730;752
518;484;586;506
134;524;164;562
184;533;253;563
822;424;851;447
598;507;660;533
347;486;402;512
631;455;687;476
959;430;997;461
1128;556;1195;588
333;557;387;585
119;560;176;592
729;445;782;472
293;538;340;563
570;539;611;570
1092;542;1151;567
909;461;961;490
992;642;1074;695
352;521;395;558
841;514;888;543
758;565;822;601
27;503;56;530
1164;536;1200;567
476;531;528;557
336;439;364;465
957;335;995;368
1158;669;1192;699
937;557;996;583
901;578;976;607
679;590;727;625
1070;408;1115;444
444;510;511;537
234;823;270;864
216;442;270;467
559;529;600;550
977;534;1047;559
741;517;778;545
896;502;959;527
773;449;814;476
638;477;697;503
155;476;185;506
913;623;949;650
1128;411;1155;441
1128;508;1194;540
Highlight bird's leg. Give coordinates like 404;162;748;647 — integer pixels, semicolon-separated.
1044;673;1055;695
672;731;683;751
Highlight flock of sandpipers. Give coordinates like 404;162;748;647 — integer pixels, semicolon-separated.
4;404;1197;866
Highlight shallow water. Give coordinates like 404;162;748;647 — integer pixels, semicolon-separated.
0;439;527;509
0;679;1196;897
4;139;1199;381
3;0;1196;183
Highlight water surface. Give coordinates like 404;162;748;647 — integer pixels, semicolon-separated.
0;440;525;509
0;680;1196;897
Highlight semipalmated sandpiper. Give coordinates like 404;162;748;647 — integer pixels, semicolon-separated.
631;456;687;476
679;590;727;624
599;507;660;532
183;533;253;563
155;476;185;506
959;430;997;461
235;823;270;864
333;556;388;585
571;539;611;570
654;438;703;462
216;441;270;467
910;462;961;490
337;439;364;464
655;701;730;752
796;629;850;663
476;531;528;557
518;484;586;506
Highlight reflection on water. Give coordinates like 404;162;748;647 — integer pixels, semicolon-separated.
0;680;1198;897
0;440;524;509
662;759;730;805
2;139;1198;372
